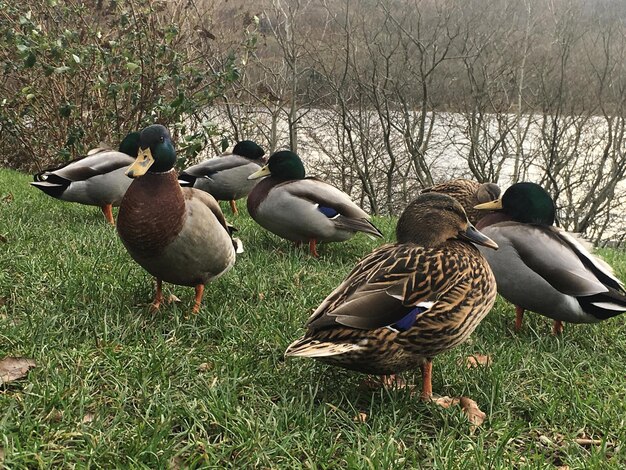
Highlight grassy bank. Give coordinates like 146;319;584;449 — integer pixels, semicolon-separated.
1;168;625;468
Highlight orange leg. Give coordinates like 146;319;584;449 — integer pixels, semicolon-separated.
420;360;433;401
309;239;319;257
192;284;205;314
552;320;564;335
229;200;238;215
150;278;163;312
514;305;524;332
101;204;115;225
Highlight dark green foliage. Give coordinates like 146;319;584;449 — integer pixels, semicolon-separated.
0;0;242;172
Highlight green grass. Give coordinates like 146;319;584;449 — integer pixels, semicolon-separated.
1;168;626;468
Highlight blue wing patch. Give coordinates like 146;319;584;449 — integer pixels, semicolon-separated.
392;306;428;331
317;205;339;219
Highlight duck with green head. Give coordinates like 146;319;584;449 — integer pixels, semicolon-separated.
475;182;626;334
247;150;383;257
285;193;498;399
179;140;266;215
117;124;242;314
31;132;140;225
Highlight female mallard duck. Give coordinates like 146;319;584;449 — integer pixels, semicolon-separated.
285;193;498;399
179;140;266;215
117;124;242;314
475;182;626;334
30;132;140;225
247;150;383;257
421;178;501;225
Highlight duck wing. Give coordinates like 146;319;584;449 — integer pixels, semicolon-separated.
282;177;383;237
305;243;462;331
34;151;134;184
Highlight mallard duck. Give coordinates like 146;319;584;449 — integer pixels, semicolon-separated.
179;140;266;215
285;193;498;399
421;178;501;225
247;150;383;257
117;124;242;313
475;182;626;334
30;132;140;225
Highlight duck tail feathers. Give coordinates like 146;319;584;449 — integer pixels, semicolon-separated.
579;288;626;320
335;216;384;239
285;337;364;358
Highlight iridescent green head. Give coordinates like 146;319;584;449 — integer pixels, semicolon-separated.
476;182;555;225
247;150;305;181
118;131;140;157
126;124;176;178
233;140;265;161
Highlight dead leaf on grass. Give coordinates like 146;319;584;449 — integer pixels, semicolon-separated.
258;292;265;301
353;412;368;423
574;438;604;446
432;395;460;408
197;362;212;372
460;354;492;368
0;357;36;385
460;396;486;432
557;466;570;470
167;294;181;304
1;193;13;203
82;413;95;424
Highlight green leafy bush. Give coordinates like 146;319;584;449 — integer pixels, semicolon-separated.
0;0;241;171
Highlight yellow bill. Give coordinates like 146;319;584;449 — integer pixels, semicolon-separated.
474;199;503;210
126;147;155;178
248;165;272;180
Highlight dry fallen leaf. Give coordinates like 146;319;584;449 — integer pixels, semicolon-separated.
460;354;492;368
460;397;486;433
197;362;212;372
557;466;571;470
82;413;95;424
258;292;265;301
1;193;13;203
167;294;181;304
0;357;36;385
574;438;603;446
353;412;368;423
432;396;460;408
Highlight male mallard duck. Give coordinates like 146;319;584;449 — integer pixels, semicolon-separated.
475;182;626;334
247;150;383;257
117;124;242;313
179;140;266;215
285;193;498;399
30;132;140;225
421;178;501;225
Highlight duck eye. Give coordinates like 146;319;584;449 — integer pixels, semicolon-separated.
160;136;164;142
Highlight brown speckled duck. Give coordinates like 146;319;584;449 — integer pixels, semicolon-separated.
285;193;498;399
117;124;241;313
421;178;501;225
247;150;383;257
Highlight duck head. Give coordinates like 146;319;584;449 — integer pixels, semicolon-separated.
248;150;305;180
118;131;140;157
233;140;266;161
397;193;498;249
474;182;555;225
126;124;176;178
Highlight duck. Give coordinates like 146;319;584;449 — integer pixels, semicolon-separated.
30;132;140;225
421;178;501;225
117;124;242;314
179;140;266;215
285;193;498;399
474;182;626;334
247;150;383;257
